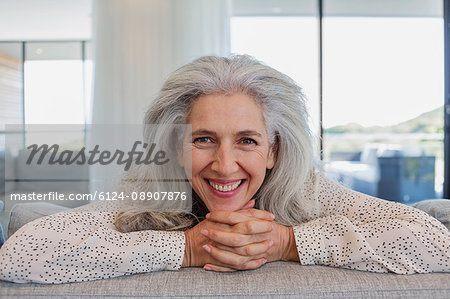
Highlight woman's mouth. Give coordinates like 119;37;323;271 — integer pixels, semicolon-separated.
205;179;245;196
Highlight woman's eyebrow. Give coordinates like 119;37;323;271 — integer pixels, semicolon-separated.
192;129;216;137
191;129;262;138
236;130;262;138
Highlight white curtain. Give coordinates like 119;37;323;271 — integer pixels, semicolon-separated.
91;0;231;124
89;0;230;194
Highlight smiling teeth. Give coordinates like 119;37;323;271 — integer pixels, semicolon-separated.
208;180;242;192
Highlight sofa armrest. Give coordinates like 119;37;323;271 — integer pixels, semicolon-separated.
413;199;450;230
7;202;69;238
1;262;449;297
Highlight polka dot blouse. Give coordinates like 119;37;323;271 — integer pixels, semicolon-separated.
0;172;449;284
293;172;449;274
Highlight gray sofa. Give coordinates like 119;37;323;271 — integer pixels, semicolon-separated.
1;261;449;298
1;202;449;298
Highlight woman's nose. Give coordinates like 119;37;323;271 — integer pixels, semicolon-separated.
211;143;239;176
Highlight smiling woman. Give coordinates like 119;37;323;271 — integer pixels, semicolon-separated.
183;93;276;213
0;55;449;283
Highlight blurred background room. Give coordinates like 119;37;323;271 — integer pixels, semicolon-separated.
0;0;448;242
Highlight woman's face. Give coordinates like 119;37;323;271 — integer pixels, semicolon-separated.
179;93;276;212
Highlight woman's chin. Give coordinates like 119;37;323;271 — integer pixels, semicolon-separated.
206;198;253;212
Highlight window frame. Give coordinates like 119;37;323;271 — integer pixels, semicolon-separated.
444;0;449;198
231;0;449;199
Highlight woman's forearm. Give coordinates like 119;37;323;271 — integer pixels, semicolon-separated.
292;211;450;274
0;202;185;284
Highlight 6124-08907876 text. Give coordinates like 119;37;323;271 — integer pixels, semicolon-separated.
9;191;188;201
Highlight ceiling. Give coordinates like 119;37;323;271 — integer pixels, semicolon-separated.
0;0;92;41
0;0;442;41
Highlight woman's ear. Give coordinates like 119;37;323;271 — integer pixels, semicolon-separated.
266;135;278;170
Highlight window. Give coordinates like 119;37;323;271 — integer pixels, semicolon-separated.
0;41;92;147
25;42;85;124
323;1;444;204
231;0;445;204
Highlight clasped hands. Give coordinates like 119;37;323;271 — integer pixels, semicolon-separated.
182;199;299;272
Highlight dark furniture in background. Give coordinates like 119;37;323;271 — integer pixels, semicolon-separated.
327;145;436;204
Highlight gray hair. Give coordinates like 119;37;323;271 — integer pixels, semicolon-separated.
114;55;319;232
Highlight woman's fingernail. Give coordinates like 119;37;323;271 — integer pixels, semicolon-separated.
262;258;267;264
204;265;211;271
206;213;210;218
270;213;275;219
269;240;274;246
202;244;211;253
201;229;208;236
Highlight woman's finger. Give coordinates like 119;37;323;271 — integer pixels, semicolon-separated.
204;258;267;272
233;220;273;234
202;228;269;247
237;209;275;221
238;257;268;270
206;209;274;225
207;221;232;232
203;264;236;272
205;219;273;235
203;243;249;266
203;244;268;270
212;239;273;256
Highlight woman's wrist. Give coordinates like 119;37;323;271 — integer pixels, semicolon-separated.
282;226;300;262
182;231;191;267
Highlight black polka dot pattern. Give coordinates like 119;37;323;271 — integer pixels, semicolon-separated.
0;200;185;283
294;172;450;274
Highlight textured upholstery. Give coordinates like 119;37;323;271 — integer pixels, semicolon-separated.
0;262;449;298
414;199;450;230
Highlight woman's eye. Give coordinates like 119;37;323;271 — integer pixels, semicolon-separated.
240;138;256;145
193;137;212;143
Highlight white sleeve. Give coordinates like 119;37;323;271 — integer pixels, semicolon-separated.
293;172;450;274
0;200;185;284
